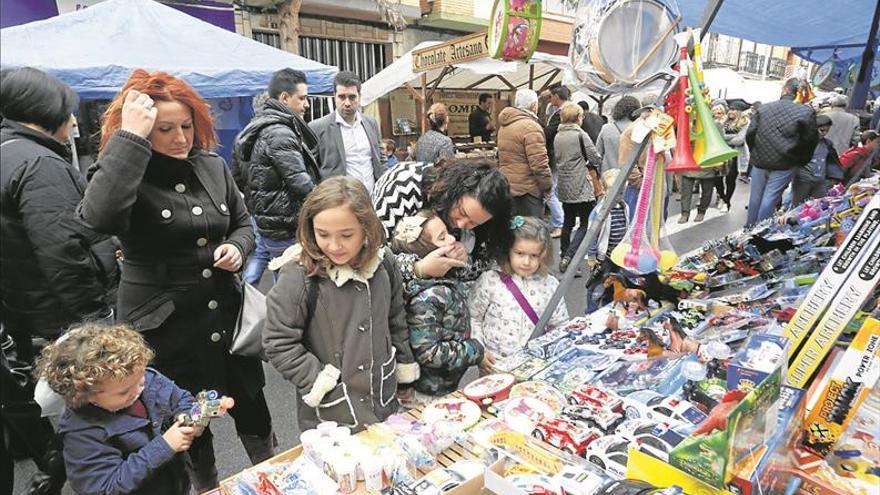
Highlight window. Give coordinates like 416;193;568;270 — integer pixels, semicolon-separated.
741;52;766;75
298;36;390;120
298;37;388;82
767;57;787;79
252;30;280;49
543;0;575;16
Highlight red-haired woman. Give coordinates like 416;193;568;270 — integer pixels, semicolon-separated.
79;70;273;490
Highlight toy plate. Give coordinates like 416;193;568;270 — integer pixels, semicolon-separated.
421;398;482;429
499;396;556;434
462;373;516;402
510;381;567;413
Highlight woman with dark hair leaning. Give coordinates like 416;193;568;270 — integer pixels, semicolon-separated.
414;103;456;164
78;69;273;491
372;157;513;280
0;67;120;494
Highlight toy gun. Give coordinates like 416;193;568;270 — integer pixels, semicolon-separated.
181;389;235;427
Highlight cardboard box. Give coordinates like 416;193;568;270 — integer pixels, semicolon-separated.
669;369;782;488
787;241;880;388
728;386;807;495
801;316;880;457
626;448;736;495
727;334;790;392
783;194;880;358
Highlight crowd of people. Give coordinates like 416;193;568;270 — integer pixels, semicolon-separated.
2;61;878;495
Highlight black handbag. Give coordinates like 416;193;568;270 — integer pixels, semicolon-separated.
230;278;267;360
229;275;319;361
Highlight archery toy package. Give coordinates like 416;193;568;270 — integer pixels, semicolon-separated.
801;317;880;457
783;194;880;359
787;238;880;388
527;327;576;359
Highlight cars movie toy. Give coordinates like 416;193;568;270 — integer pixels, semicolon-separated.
561;405;625;434
567;385;624;413
531;417;601;457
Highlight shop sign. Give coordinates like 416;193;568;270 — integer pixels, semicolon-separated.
412;33;489;73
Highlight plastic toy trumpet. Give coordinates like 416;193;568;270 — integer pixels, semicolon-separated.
686;55;737;168
691;28;708;165
667;31;700;173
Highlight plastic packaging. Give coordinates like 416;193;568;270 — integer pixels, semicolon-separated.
569;0;682;93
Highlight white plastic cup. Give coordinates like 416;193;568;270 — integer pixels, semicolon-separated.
335;457;358;494
362;457;384;493
299;429;321;462
316;421;338;435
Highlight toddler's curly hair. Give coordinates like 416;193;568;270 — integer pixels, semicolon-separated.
36;323;154;409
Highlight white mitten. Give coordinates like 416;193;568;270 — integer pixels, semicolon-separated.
302;364;341;407
396;362;420;385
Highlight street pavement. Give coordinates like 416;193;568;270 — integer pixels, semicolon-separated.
12;182;751;494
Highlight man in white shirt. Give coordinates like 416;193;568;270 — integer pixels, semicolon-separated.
309;71;384;192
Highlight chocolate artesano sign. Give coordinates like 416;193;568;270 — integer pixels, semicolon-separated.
412;33;489;73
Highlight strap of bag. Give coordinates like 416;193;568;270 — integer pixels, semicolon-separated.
301;253;390;330
497;271;539;325
578;133;605;196
304;275;319;330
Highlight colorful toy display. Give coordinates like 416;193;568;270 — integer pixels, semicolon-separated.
218;175;880;495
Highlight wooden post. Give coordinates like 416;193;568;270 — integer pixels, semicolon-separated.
421;72;428;134
528;65;535;89
277;0;303;55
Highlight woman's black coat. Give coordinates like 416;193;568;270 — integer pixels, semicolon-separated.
79;130;261;397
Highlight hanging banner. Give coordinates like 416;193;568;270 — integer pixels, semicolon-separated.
412;32;489;73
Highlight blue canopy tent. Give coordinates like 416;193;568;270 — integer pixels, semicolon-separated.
676;0;879;108
0;0;338;163
677;0;876;64
0;0;337;98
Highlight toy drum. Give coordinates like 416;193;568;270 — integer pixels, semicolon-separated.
462;373;516;407
846;55;880;90
812;57;847;91
579;0;679;86
488;0;542;62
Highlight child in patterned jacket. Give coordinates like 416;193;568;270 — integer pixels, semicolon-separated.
392;210;485;403
469;216;570;372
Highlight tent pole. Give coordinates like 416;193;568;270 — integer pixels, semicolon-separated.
529;0;726;339
529;65;535;89
848;0;880;111
426;66;451;102
421;72;428;134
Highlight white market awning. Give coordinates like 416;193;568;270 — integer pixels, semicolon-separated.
361;41;572;106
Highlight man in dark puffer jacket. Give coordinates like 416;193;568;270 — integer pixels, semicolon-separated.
233;69;321;284
745;77;818;226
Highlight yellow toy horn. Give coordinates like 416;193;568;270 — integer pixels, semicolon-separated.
687;63;737;168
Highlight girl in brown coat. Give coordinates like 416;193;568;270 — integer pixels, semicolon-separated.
264;176;419;432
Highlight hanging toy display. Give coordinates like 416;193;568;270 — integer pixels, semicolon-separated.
666;30;700;173
689;29;708;165
610;144;661;274
569;0;682;94
811;55;848;91
650;153;679;271
487;0;542;62
685;34;737;168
